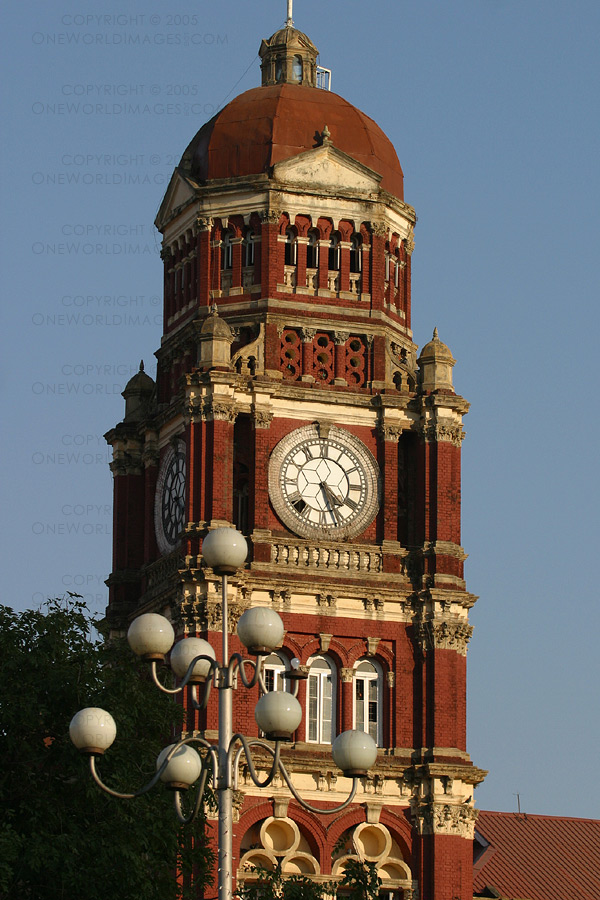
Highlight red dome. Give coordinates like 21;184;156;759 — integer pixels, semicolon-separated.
184;84;404;200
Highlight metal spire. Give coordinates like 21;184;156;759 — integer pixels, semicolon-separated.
286;0;293;26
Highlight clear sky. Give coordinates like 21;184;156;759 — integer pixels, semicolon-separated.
1;0;599;820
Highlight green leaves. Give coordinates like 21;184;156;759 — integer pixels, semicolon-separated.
234;858;381;900
0;598;213;900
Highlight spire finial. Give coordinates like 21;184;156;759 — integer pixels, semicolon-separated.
139;360;145;372
433;327;439;340
286;0;293;26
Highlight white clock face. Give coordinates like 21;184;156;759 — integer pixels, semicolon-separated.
154;440;186;555
268;425;380;540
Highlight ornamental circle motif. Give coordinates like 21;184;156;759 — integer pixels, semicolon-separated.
154;440;186;556
268;425;381;540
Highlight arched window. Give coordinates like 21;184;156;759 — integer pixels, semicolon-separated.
328;234;340;271
284;229;297;266
350;235;362;273
353;659;382;745
221;230;233;269
262;652;290;693
306;230;319;269
243;231;255;267
306;655;336;744
292;55;303;83
276;59;284;83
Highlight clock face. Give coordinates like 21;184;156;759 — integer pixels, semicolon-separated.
268;425;380;540
154;441;186;555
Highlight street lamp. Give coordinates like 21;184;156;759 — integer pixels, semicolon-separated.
70;527;377;900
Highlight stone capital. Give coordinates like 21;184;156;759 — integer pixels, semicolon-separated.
260;209;281;225
413;801;479;838
253;408;274;429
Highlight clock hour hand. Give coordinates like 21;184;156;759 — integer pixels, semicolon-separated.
320;482;344;506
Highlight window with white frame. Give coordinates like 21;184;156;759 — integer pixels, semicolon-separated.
306;655;336;744
261;652;289;693
354;659;382;745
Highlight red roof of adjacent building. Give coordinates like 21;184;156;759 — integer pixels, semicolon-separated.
474;810;600;900
183;84;405;200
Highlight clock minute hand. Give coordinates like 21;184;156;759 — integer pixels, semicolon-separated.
319;482;343;525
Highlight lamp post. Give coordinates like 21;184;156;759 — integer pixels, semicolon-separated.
70;528;377;900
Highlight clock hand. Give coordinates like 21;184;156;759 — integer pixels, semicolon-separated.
320;482;344;506
319;483;342;524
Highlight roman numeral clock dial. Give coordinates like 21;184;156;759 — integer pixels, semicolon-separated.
154;440;186;556
268;425;381;540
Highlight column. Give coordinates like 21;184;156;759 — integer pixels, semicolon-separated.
333;331;349;385
300;327;316;382
340;667;354;733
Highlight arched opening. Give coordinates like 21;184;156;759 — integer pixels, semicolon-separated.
354;659;382;745
306;655;336;744
292;55;303;83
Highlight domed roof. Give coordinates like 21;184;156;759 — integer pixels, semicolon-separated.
418;328;455;363
182;83;404;200
123;360;155;395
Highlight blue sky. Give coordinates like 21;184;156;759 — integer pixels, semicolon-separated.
2;0;599;819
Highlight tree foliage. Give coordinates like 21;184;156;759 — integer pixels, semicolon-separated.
0;597;213;900
234;857;381;900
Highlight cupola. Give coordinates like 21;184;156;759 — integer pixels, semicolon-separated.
417;328;456;392
122;361;155;422
259;13;318;87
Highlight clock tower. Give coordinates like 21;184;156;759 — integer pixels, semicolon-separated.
105;17;485;900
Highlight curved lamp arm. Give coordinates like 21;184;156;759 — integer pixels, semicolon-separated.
150;657;219;696
228;653;262;689
276;757;358;814
174;764;211;825
230;735;282;789
89;736;218;803
230;740;359;815
89;747;173;800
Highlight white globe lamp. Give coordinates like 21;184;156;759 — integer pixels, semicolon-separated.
202;527;248;574
69;707;117;755
127;613;175;661
254;692;302;741
332;730;377;777
170;637;216;682
237;607;285;655
156;743;202;790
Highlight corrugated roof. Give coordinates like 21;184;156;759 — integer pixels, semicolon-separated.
474;810;600;900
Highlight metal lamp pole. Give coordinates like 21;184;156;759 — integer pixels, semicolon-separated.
70;528;377;900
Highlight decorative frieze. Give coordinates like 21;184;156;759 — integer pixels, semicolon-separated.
414;619;473;657
186;399;238;424
316;593;337;611
413;801;478;839
419;422;465;447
